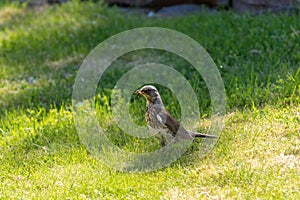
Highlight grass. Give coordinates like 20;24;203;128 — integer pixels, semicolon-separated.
0;0;299;199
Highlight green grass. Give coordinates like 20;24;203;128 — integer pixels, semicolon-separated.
0;1;299;199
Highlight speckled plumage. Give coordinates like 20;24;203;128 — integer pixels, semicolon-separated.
135;85;217;147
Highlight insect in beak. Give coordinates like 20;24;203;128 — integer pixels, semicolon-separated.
135;90;142;96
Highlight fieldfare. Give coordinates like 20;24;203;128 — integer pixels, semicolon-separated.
135;85;217;147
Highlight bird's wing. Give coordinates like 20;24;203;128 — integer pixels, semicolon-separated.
156;114;165;126
157;109;183;137
157;108;217;140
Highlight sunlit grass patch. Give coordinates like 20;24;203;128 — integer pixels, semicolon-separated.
0;5;24;25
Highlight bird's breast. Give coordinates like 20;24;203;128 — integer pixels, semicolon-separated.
145;107;165;130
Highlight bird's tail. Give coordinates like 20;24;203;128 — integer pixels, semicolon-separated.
188;131;218;139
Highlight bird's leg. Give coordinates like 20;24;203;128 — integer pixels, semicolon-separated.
155;132;166;147
159;139;166;147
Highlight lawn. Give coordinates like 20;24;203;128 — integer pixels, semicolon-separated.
0;1;299;199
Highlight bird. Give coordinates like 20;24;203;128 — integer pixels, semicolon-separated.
135;85;217;147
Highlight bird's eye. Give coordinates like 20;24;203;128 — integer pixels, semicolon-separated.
144;89;150;93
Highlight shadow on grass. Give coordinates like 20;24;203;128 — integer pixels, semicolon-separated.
0;4;113;113
1;2;300;115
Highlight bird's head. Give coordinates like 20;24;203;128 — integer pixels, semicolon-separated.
135;85;163;105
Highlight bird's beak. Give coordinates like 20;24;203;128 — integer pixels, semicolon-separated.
135;90;142;96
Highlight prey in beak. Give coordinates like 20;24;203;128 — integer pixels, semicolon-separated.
135;89;142;97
